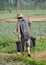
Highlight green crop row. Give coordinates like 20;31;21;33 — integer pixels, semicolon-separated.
0;21;46;53
0;10;46;18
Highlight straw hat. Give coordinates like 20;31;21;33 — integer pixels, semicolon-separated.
17;13;23;18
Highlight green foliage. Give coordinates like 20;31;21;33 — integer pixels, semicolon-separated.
0;0;46;10
37;61;46;65
0;53;46;65
36;38;46;51
0;10;46;19
14;55;37;65
0;21;46;53
8;8;12;13
31;21;46;37
0;53;37;65
0;43;16;53
31;38;46;52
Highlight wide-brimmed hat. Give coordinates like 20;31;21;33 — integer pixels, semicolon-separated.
17;13;23;18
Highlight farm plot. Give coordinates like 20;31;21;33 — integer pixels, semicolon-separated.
0;10;46;19
0;21;46;53
0;21;46;39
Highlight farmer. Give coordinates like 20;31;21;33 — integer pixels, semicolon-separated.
17;13;31;57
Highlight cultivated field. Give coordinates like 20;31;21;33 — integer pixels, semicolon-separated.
0;10;46;65
0;10;46;18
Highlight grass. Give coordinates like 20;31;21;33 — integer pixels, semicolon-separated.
0;38;46;53
0;53;46;65
0;21;46;52
31;38;46;52
0;53;35;65
0;10;46;65
0;10;46;18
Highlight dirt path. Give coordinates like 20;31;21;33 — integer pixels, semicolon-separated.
0;17;46;22
31;51;46;61
0;51;46;61
0;60;27;65
0;51;46;65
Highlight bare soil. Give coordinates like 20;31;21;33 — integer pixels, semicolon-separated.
31;51;46;61
0;51;46;65
0;17;46;22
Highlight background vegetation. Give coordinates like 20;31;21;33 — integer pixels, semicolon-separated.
0;0;46;11
0;0;46;65
0;21;46;53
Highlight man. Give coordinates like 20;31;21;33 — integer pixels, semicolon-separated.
17;13;31;57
